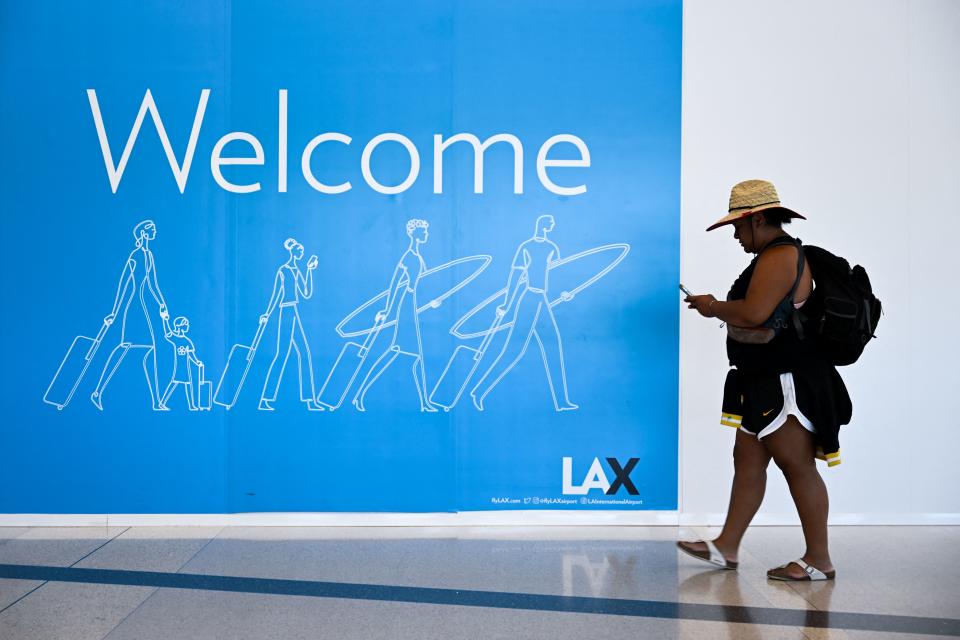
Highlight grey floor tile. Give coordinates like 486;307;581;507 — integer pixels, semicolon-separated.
844;632;958;640
0;526;955;639
676;563;807;611
75;526;222;572
102;587;811;640
735;526;960;620
0;578;43;611
0;526;223;640
0;582;153;640
0;527;127;567
0;531;46;608
180;534;682;601
0;528;30;544
799;627;853;640
214;525;684;542
678;527;819;612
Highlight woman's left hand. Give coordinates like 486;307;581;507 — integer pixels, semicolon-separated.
685;294;717;317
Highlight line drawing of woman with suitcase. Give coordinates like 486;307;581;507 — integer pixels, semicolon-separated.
258;238;323;412
90;220;170;411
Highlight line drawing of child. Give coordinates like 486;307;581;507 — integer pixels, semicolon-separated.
159;315;202;411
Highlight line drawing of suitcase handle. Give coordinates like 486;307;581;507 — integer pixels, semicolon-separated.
197;361;212;411
357;312;388;359
474;309;506;361
85;320;111;360
247;317;269;360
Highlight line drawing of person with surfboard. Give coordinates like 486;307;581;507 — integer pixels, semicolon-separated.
352;219;437;412
258;238;323;412
470;214;579;412
319;238;490;412
88;220;171;411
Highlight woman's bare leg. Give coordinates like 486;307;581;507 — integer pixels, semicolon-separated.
682;429;770;562
763;417;834;577
713;429;772;559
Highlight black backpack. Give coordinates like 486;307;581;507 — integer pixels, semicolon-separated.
798;245;882;366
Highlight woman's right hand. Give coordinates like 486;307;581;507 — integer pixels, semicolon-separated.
685;294;718;318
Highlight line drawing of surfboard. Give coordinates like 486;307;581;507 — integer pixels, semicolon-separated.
450;243;630;340
335;254;491;339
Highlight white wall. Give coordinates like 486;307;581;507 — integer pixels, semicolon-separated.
680;0;960;524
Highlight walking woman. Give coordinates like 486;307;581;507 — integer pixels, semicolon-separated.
259;238;323;411
679;180;851;581
353;219;437;412
91;220;170;411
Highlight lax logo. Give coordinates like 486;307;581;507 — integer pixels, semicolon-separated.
562;457;640;496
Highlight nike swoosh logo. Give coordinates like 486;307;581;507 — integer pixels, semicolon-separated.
762;409;775;416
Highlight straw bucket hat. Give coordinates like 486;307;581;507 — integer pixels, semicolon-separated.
706;179;806;231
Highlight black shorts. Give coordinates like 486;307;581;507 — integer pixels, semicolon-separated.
721;368;841;467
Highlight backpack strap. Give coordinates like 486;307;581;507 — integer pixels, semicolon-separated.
777;238;807;340
758;237;807;338
789;240;805;305
759;236;805;303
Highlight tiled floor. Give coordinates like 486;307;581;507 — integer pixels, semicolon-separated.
0;526;957;639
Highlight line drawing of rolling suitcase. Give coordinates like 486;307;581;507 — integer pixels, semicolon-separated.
316;316;387;411
44;321;111;410
429;311;505;411
214;319;268;410
196;362;212;411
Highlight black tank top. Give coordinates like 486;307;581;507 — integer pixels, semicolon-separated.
726;236;814;373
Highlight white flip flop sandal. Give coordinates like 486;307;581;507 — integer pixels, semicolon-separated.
676;540;738;570
767;558;836;581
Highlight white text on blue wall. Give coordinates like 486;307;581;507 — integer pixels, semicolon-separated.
88;89;591;196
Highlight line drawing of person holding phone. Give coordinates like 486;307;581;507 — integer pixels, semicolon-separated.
259;238;323;411
352;219;437;412
90;220;171;411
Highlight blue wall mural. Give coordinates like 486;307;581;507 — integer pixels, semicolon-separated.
1;0;681;513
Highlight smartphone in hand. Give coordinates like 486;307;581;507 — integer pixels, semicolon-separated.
679;284;694;297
